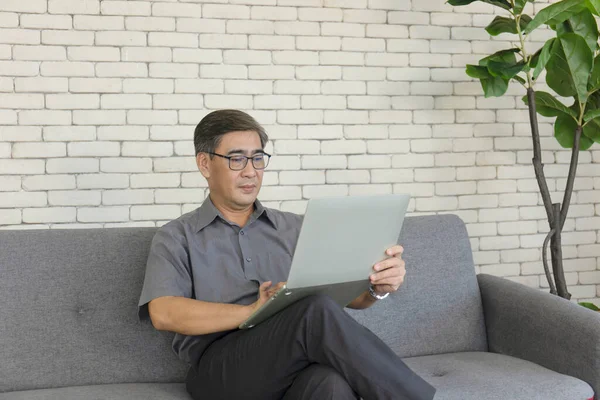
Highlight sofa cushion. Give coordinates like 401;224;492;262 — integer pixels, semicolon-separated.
403;351;595;400
346;214;487;358
0;228;187;393
0;383;189;400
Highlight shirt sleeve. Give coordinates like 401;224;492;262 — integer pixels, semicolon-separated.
138;225;193;321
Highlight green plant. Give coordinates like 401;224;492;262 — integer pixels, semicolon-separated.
579;302;600;311
447;0;600;301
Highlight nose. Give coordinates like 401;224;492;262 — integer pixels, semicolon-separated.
241;158;257;177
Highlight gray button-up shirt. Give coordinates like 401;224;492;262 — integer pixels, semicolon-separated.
138;195;303;367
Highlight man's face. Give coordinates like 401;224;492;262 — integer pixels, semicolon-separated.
197;130;264;210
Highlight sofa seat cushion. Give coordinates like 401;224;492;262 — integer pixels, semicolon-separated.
0;383;189;400
404;351;594;400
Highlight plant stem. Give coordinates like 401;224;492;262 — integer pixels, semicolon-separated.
515;12;533;88
560;126;582;231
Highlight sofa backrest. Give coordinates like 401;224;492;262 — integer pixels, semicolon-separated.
0;228;187;393
0;213;487;393
346;214;488;358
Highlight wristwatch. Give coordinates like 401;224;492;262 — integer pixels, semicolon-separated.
368;284;389;300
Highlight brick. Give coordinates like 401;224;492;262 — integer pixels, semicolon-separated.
365;53;408;67
227;20;274;34
125;16;174;31
0;61;40;78
200;34;247;49
298;125;343;140
322;81;366;95
326;170;370;184
0;0;47;13
78;206;129;222
177;18;226;33
280;171;325;185
44;126;95;141
73;110;125;125
13;142;66;158
13;45;67;61
277;110;323;125
274;140;319;154
0;110;17;125
128;110;177;125
40;61;93;77
388;39;430;53
21;175;73;191
301;95;346;109
123;79;173;94
175;78;222;94
297;36;341;51
149;32;197;48
369;0;411;10
48;0;99;14
322;140;366;154
154;157;198;173
103;189;154;205
344;9;386;23
369;110;411;124
0;94;44;109
48;191;101;206
152;2;202;17
68;46;120;62
322;22;365;37
74;15;124;30
478;179;517;194
0;176;21;192
204;94;252;109
150;63;198;78
278;0;321;5
298;7;341;21
368;140;409;154
417;196;458;211
326;110;370;124
132;173;180;188
249;35;294;50
96;31;146;46
47;158;99;173
173;49;221;64
77;173;129;189
23;207;76;223
415;167;455;182
301;155;346;169
343;67;385;80
479;207;519;222
99;157;151;173
223;50;270;65
388;67;430;81
342;37;385;52
303;185;348;198
203;4;248;19
392;154;434;168
0;46;10;61
19;110;71;126
391;96;433;110
250;66;294;80
121;142;173;157
68;142;120;157
349;184;393;196
0;209;21;225
69;78;120;93
251;6;296;20
96;62;147;78
349;155;390;169
100;1;150;16
367;24;408;38
273;51;319;65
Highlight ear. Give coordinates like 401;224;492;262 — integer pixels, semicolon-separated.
196;153;210;179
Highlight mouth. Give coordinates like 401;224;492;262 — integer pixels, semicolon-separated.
239;184;256;192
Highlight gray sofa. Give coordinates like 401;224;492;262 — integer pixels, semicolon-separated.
1;214;598;400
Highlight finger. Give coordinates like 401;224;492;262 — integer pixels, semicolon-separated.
385;245;404;257
370;267;403;284
374;257;405;272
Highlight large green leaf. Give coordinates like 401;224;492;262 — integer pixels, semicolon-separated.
582;118;600;144
565;9;599;52
546;33;593;101
523;91;577;118
555;114;595;149
586;0;600;15
533;38;556;80
485;15;532;36
481;76;509;97
524;0;588;34
579;302;600;311
515;0;533;14
466;64;491;79
583;107;600;121
479;48;519;67
488;60;527;79
589;55;600;91
447;0;511;8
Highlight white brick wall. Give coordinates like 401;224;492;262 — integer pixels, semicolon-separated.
0;0;598;303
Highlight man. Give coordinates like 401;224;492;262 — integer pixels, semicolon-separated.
138;109;436;400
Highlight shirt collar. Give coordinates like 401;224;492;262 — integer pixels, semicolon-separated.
194;195;278;232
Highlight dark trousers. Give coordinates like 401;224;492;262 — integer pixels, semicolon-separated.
186;294;436;400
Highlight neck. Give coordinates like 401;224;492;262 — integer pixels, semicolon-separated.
210;194;254;227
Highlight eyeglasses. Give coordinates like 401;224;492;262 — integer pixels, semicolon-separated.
207;152;271;171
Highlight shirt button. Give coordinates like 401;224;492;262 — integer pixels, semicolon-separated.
240;231;245;235
246;257;251;262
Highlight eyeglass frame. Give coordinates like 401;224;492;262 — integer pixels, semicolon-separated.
206;151;271;171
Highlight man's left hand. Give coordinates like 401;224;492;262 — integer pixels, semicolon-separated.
370;245;406;296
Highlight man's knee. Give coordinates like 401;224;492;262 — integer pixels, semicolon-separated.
301;293;339;315
284;364;358;400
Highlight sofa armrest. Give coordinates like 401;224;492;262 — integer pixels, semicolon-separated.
478;273;600;396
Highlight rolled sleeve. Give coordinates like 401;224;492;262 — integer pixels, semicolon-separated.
138;226;193;321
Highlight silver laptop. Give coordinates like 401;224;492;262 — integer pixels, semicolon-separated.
239;194;411;329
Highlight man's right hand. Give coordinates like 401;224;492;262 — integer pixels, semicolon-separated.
249;281;286;315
